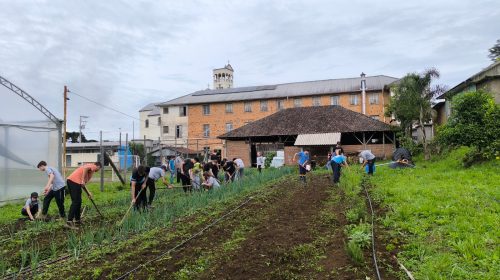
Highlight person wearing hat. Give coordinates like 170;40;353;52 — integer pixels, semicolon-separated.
21;192;40;221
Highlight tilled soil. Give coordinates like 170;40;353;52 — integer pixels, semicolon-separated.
27;174;399;279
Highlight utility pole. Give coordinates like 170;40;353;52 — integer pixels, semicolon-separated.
63;86;69;177
79;116;89;143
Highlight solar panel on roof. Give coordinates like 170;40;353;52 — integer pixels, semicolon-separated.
192;85;277;96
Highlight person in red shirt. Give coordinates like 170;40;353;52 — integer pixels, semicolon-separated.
65;162;102;228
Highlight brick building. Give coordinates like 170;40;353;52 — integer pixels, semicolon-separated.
218;106;395;166
157;65;398;153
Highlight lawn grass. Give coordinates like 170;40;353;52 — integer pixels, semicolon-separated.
370;147;500;279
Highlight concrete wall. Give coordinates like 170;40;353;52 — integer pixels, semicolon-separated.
139;110;161;141
159;105;189;147
66;152;99;167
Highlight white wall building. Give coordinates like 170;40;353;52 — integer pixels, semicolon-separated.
139;103;162;141
158;104;189;147
66;141;120;167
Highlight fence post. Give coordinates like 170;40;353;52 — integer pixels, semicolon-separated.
124;133;128;183
100;130;104;192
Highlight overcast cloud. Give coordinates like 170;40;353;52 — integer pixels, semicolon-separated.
1;0;498;140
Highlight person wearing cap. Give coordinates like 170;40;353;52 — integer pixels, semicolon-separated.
21;192;40;221
146;165;169;208
37;161;66;220
359;150;376;175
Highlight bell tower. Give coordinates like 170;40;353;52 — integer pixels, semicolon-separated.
213;63;234;89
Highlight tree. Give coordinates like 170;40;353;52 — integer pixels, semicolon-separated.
386;68;445;159
437;91;499;148
488;39;500;62
65;131;89;143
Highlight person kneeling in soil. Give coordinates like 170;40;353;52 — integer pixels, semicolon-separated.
65;162;101;229
21;192;40;221
202;171;220;191
131;165;148;211
37;161;66;220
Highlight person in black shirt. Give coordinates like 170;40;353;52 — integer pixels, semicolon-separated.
130;165;148;211
222;159;236;183
180;158;194;192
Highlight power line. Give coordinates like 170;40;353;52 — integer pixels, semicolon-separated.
69;90;140;121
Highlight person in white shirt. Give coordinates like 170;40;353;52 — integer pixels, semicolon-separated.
233;157;245;179
202;172;220;190
256;152;264;173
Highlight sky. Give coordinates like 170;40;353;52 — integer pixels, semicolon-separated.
0;0;498;141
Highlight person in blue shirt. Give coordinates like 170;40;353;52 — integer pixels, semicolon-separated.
331;148;348;185
168;156;176;184
293;149;310;183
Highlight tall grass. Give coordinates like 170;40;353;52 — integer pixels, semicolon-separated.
371;147;499;279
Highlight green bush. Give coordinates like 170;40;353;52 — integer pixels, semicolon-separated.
437;91;499;147
264;152;276;168
437;91;499;166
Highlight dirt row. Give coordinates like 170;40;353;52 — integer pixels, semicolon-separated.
33;174;399;279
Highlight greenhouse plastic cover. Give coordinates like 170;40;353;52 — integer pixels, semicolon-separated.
0;84;61;203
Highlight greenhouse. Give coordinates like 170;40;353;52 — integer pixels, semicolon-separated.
0;76;62;203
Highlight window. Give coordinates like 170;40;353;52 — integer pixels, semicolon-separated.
176;125;182;138
276;99;285;110
244;102;252;112
350;94;359;105
330;95;339;105
203;124;210;138
163;107;169;114
203;104;210;115
260;100;268;112
369;93;379;105
371;115;380;121
163;126;169;134
225;103;233;113
312;96;321;106
179;106;187;117
294;98;302;107
226;122;233;132
145;119;149;128
157;117;161;125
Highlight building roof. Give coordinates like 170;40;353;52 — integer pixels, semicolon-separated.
66;141;120;148
218;105;391;139
446;60;500;97
147;106;161;116
139;103;159;112
294;133;341;146
158;75;398;106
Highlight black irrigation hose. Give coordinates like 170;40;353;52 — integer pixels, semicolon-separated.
363;181;382;280
115;196;254;280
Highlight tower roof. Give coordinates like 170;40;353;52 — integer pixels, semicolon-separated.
225;63;233;71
